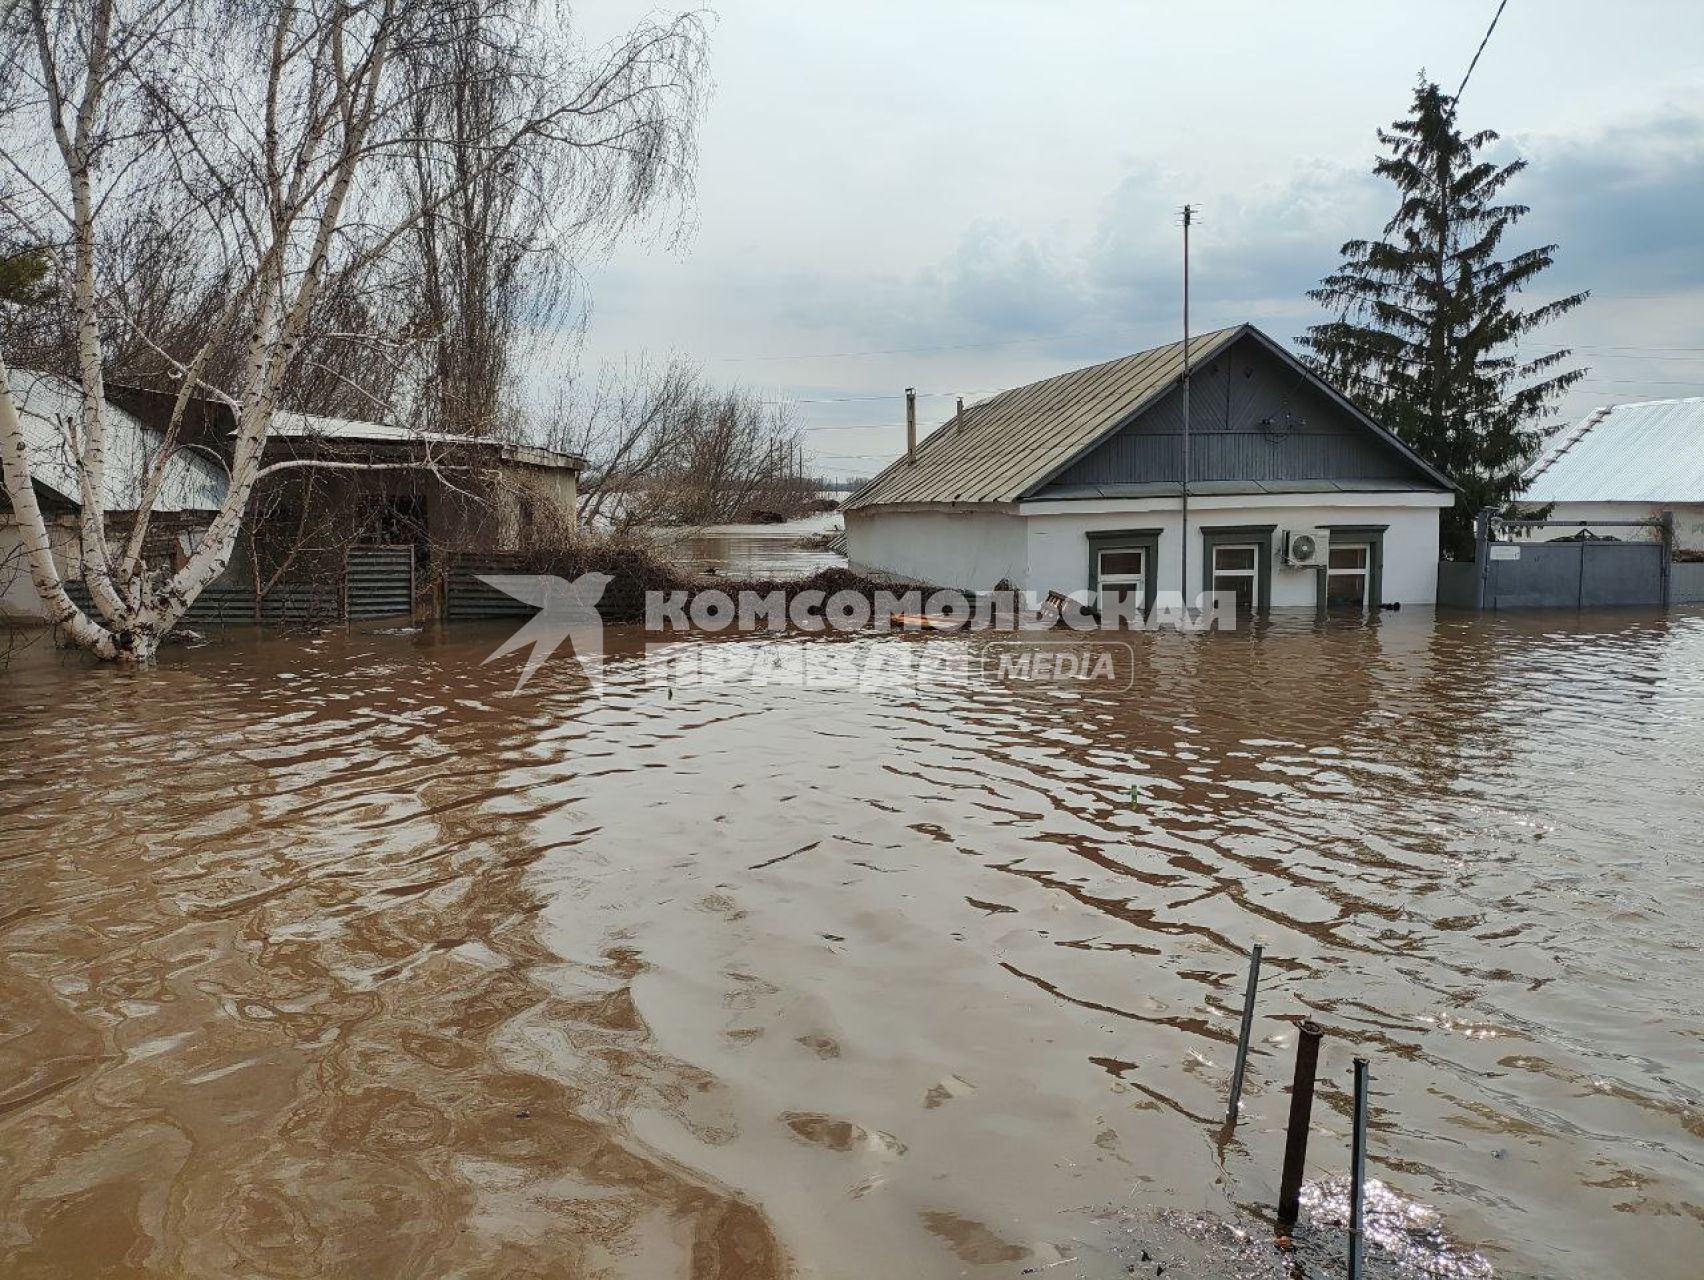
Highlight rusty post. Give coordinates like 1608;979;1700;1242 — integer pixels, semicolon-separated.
1224;943;1263;1128
1276;1020;1324;1227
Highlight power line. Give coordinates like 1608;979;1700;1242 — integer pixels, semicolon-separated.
723;324;1704;375
764;386;1007;406
711;318;1168;364
799;423;911;433
776;390;955;405
715;335;1054;363
1457;0;1512;100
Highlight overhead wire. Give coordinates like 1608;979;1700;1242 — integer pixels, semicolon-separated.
1457;0;1513;101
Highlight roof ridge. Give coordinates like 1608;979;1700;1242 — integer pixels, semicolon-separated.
1024;323;1242;387
842;326;1247;510
1527;405;1612;484
930;324;1244;428
1601;394;1704;409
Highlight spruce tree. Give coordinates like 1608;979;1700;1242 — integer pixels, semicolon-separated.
1301;80;1587;559
0;248;51;306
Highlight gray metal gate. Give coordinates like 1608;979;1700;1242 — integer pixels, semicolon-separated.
345;544;415;620
66;579;339;625
1474;513;1671;610
445;552;538;622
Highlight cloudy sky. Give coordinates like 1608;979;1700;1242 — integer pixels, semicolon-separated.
568;0;1704;479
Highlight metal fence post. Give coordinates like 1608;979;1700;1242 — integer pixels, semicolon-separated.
1224;943;1263;1128
1276;1020;1324;1227
1349;1057;1371;1280
1473;509;1492;611
1661;510;1675;607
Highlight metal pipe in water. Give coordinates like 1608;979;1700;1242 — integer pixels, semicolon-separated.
1224;943;1264;1128
1349;1056;1371;1280
1276;1020;1324;1227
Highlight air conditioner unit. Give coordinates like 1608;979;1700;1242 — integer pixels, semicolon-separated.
1282;528;1328;568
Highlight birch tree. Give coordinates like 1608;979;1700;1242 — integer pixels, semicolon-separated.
0;0;705;660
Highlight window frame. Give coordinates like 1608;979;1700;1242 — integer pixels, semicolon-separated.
1199;524;1275;615
1097;546;1148;587
1086;527;1162;618
1210;543;1259;612
1315;524;1387;615
1323;543;1371;614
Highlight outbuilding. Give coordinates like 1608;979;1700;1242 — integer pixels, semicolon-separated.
106;387;585;620
1;370;227;620
1515;396;1704;554
843;324;1455;615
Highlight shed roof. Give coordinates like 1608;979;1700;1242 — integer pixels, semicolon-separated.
267;411;584;471
1519;397;1704;504
5;370;228;512
842;324;1450;509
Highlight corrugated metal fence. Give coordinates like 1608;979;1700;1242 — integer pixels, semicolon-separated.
445;553;539;622
344;545;415;620
64;545;411;626
66;580;339;625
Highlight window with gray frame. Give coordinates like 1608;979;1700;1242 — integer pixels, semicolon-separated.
1086;528;1161;618
1318;524;1386;614
1200;524;1275;615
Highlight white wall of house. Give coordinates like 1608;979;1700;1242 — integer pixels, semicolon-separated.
1524;502;1704;553
0;518;80;621
843;507;1029;590
848;491;1450;606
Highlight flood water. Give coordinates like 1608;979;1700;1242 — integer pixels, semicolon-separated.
1;608;1701;1279
654;511;845;579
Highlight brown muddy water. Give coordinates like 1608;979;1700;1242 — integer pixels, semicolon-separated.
1;609;1701;1279
655;512;845;580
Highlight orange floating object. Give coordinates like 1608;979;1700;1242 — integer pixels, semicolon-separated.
888;613;969;632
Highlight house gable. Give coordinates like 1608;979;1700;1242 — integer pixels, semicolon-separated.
1027;331;1447;498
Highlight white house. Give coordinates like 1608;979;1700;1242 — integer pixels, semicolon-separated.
1516;397;1704;553
1;371;228;620
843;325;1455;614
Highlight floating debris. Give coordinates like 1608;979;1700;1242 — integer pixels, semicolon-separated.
1070;1193;1492;1280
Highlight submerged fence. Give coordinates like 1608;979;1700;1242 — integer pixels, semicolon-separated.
65;579;339;625
1443;510;1676;610
63;545;410;627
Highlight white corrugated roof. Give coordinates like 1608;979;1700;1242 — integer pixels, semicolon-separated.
266;411;583;470
268;411;473;446
6;370;228;512
1520;397;1704;503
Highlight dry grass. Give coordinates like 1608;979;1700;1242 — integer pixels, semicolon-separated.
509;528;926;624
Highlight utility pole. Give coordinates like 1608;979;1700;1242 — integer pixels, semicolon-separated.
1181;204;1195;605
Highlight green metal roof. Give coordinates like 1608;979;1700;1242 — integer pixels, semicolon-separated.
843;326;1245;510
843;324;1452;509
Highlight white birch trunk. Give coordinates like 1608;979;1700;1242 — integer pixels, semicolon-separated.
4;0;700;663
0;354;118;657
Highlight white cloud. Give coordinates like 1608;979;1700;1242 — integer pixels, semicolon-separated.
567;1;1704;474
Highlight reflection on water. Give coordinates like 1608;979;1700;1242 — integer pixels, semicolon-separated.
655;511;845;579
1;609;1702;1278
